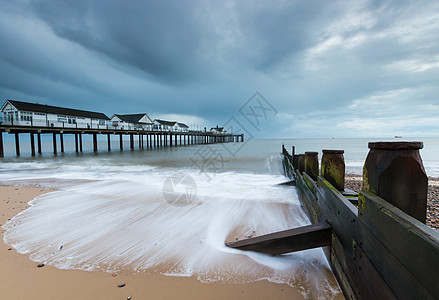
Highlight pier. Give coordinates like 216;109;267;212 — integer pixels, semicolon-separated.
0;125;244;157
227;142;439;299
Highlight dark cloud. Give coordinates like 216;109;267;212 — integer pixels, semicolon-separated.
0;0;438;137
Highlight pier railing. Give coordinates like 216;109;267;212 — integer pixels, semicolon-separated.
281;143;439;300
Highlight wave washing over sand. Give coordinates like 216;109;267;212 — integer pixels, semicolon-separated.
1;156;340;299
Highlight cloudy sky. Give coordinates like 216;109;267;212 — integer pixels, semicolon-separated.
1;0;438;138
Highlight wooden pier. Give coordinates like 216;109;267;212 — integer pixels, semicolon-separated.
0;125;244;157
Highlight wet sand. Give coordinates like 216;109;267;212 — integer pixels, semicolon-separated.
0;185;342;299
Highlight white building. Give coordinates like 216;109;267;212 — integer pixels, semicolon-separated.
176;122;189;132
1;99;110;129
110;113;153;131
210;125;226;134
153;119;177;131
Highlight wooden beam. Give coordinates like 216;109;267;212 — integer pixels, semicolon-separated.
52;133;57;155
277;180;296;186
30;133;35;156
60;133;64;153
0;132;3;158
107;133;111;151
79;133;83;152
37;133;42;154
119;134;123;151
93;133;97;152
75;134;79;153
226;222;331;255
15;133;20;156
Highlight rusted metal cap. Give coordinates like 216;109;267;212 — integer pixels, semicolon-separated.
322;150;344;154
298;154;305;157
305;151;318;156
368;141;423;150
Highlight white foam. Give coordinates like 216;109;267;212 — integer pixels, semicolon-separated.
2;157;341;299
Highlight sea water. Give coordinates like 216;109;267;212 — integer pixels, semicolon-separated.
1;137;438;299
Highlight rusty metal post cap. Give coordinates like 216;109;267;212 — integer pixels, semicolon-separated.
322;150;344;154
298;154;305;157
368;141;423;150
305;151;318;156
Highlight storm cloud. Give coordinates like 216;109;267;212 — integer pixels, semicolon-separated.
1;0;438;137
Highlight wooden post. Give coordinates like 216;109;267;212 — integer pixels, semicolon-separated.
37;133;42;154
146;134;149;148
93;133;98;152
119;134;123;151
130;134;134;150
153;134;156;147
60;133;64;153
170;134;173;146
79;134;83;152
363;141;428;223
30;133;35;156
15;133;20;156
52;133;57;155
305;152;319;181
75;134;79;153
0;132;4;158
107;133;111;151
321;150;345;191
138;134;141;149
298;154;305;173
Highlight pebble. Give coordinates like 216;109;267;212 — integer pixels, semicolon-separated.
118;283;125;288
8;248;11;251
345;176;439;231
127;297;131;300
37;263;45;268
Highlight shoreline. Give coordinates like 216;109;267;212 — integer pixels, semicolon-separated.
1;184;336;299
345;174;439;231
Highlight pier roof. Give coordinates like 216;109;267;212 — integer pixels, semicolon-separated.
177;122;189;128
113;113;153;124
154;119;176;126
3;100;110;120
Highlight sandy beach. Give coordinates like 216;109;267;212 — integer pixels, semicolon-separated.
0;185;343;300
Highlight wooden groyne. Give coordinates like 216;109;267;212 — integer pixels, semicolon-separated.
0;125;244;157
228;142;439;299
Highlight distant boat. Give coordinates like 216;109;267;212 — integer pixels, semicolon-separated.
395;136;402;138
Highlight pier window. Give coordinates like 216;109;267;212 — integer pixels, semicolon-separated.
20;111;32;122
99;120;105;125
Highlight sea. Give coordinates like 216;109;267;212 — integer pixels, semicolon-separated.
1;136;438;299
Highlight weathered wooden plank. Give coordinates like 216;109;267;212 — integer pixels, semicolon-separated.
303;172;317;193
277;180;296;186
0;131;4;157
295;171;321;224
226;222;331;255
330;231;358;299
316;177;358;250
353;240;397;299
356;217;432;299
359;191;439;298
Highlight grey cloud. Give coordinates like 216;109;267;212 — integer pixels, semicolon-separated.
1;0;439;137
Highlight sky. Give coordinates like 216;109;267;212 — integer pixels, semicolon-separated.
1;0;438;138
